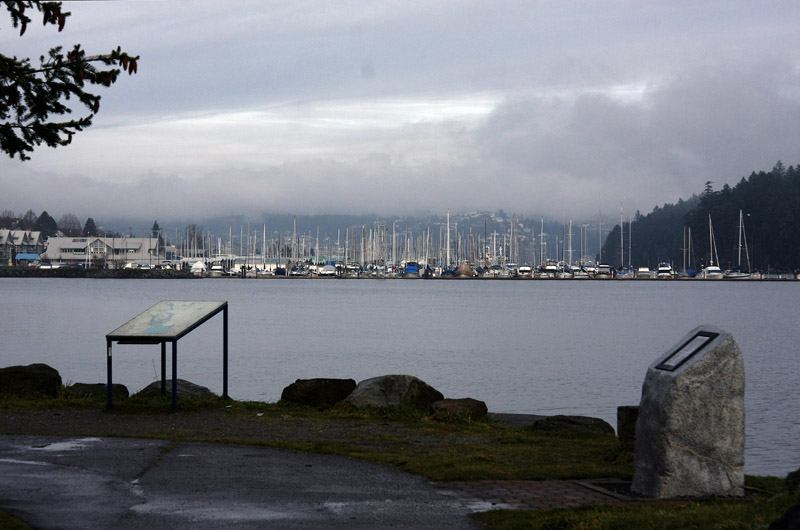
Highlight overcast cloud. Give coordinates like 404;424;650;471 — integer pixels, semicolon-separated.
3;0;800;222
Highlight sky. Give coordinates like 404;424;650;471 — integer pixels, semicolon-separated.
3;0;800;224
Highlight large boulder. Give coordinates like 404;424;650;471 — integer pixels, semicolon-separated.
281;378;356;407
0;363;62;397
68;382;129;401
527;415;615;435
632;326;745;498
136;379;217;399
431;398;488;421
346;375;444;412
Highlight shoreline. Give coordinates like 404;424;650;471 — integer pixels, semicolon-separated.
1;267;796;281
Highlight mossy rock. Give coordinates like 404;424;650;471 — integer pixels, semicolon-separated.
0;363;61;397
135;379;217;398
527;415;615;435
281;378;356;407
68;383;129;401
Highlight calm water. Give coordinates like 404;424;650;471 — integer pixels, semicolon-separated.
1;278;798;476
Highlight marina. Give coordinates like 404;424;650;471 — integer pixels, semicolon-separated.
1;277;798;477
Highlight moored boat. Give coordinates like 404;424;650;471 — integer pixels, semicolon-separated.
318;261;337;277
455;262;473;278
723;269;751;279
656;263;675;279
700;265;724;279
402;261;421;278
595;264;613;279
701;214;724;279
571;265;590;279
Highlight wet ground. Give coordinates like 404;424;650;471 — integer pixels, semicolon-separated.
0;435;482;529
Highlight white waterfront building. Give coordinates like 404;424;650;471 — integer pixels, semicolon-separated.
39;236;163;269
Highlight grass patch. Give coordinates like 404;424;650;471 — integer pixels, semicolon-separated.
0;511;32;530
110;393;230;413
476;489;799;530
0;393;100;412
0;395;633;482
174;400;633;482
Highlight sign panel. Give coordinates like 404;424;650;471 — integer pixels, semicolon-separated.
656;331;719;371
107;300;227;342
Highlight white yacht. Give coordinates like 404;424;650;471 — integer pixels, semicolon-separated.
701;265;724;279
656;263;675;279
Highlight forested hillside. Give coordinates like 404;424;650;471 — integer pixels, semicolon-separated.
603;162;800;273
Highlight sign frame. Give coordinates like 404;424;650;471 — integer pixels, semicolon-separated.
655;330;719;372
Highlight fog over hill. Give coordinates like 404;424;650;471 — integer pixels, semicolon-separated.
3;2;800;224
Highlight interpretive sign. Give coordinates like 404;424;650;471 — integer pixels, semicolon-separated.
107;301;228;343
631;324;745;498
105;300;229;411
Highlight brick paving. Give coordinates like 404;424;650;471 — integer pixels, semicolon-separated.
440;479;630;512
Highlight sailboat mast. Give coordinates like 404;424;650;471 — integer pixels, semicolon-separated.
446;209;450;269
708;214;714;266
620;205;624;269
540;218;544;264
682;226;686;273
568;219;573;267
628;215;632;269
737;210;743;268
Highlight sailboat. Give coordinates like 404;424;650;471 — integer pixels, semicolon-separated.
700;214;724;279
680;226;697;278
724;210;753;279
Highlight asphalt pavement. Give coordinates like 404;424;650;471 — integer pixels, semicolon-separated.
0;434;483;529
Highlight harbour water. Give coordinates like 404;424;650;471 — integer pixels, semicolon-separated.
1;277;798;477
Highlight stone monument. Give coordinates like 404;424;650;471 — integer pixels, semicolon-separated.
631;325;745;498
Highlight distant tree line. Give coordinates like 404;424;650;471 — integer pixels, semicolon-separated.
602;161;800;272
1;209;104;238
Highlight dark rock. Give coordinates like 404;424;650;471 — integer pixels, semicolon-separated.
617;405;639;450
346;375;444;412
527;415;615;435
431;398;488;421
786;467;800;493
487;413;548;427
281;378;356;407
0;363;62;397
68;383;129;401
769;503;800;530
136;379;217;399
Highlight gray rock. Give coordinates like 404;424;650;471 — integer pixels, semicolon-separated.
136;379;217;399
617;405;639;450
280;378;356;407
69;383;129;401
632;325;745;498
0;363;62;397
431;398;488;421
527;415;615;435
345;375;444;412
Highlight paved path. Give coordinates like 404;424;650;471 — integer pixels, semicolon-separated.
0;435;627;529
447;479;628;511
